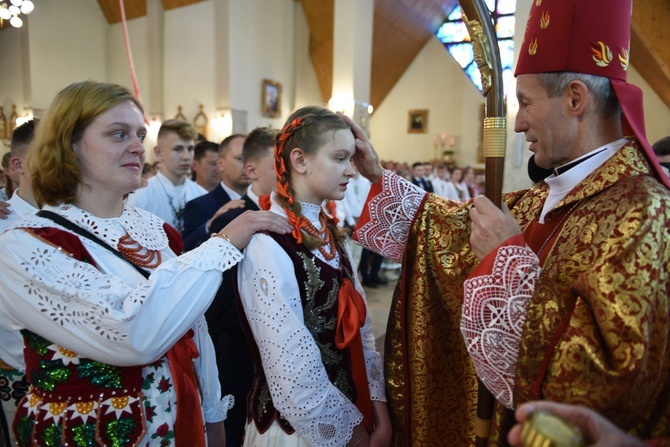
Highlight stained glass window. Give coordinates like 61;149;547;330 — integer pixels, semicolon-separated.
436;0;516;96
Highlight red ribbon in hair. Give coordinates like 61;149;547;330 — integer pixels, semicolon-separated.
335;278;374;433
274;118;307;243
165;330;206;447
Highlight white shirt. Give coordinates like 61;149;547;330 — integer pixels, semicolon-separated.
0;189;38;233
432;177;451;199
237;194;386;446
246;184;261;207
221;181;243;200
0;203;242;430
340;174;372;226
127;171;207;231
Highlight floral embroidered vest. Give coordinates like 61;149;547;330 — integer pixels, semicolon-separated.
236;232;358;434
13;227;146;447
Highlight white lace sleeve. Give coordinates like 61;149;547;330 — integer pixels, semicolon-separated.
238;233;363;447
192;316;234;423
0;230;242;367
460;245;539;409
354;170;427;262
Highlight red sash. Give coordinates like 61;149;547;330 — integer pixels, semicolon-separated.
335;278;374;433
166;329;206;447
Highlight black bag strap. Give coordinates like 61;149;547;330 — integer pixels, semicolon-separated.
36;210;150;279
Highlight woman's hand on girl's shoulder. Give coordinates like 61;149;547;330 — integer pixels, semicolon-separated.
217;210;292;250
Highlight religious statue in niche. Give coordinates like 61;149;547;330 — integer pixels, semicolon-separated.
175;105;187;121
0;106;6;140
9;105;18;137
193;104;208;140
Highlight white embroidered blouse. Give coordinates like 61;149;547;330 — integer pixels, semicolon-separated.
237;196;386;447
0;203;241;428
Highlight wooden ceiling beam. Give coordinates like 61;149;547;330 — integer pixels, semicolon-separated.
161;0;206;11
96;0;147;24
630;0;670;110
301;0;335;103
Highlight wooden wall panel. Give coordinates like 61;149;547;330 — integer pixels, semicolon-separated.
161;0;207;12
631;0;670;110
301;0;334;103
97;0;147;24
370;0;457;110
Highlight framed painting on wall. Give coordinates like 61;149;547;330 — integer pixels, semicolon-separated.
262;79;282;118
408;109;428;133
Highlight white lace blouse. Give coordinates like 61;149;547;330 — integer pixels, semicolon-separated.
237;196;386;446
0;203;242;423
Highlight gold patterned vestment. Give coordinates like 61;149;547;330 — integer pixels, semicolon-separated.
355;142;670;446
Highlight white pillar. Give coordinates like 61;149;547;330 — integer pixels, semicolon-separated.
331;0;373;129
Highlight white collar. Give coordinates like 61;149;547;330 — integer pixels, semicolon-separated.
156;171;187;191
539;138;627;223
269;192;323;228
246;185;260;207
20;203;168;250
220;181;242;200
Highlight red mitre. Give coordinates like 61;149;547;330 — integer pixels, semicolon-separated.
515;0;670;189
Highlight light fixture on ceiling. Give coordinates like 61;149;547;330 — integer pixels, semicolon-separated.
0;0;35;29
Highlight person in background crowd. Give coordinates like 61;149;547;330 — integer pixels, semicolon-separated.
192;140;221;192
237;106;391;447
0;119;39;447
127;119;205;233
422;161;434;182
206;127;278;447
182;134;247;251
0;152;16;201
410;161;433;192
0;80;292;447
0;119;39;232
652;136;670;178
463;166;480;198
431;163;451;198
444;165;471;202
140;162;154;187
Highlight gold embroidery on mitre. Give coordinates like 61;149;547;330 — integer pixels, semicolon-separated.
540;10;550;29
592;41;612;67
619;47;629;71
536;0;542;6
528;37;538;56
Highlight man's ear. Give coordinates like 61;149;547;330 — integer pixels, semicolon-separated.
216;156;225;173
566;80;589;117
9;156;23;175
289;148;307;174
245;162;258;181
153;146;161;159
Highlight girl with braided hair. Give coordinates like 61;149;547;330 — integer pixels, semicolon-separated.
236;106;391;447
